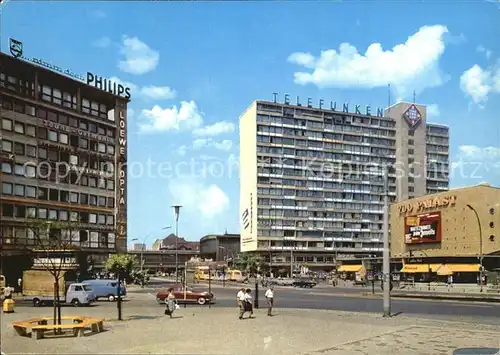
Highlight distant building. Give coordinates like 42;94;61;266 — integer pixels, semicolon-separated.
132;243;145;251
158;233;199;251
200;233;240;262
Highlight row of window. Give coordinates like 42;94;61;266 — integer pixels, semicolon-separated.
254;201;385;213
256;112;395;128
257;184;396;196
2;226;116;249
2;204;115;225
257;172;394;187
2;120;116;156
1;161;115;191
1;183;115;208
256;226;383;240
0;76;113;121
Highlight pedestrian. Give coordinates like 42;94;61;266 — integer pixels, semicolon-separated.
17;277;22;294
447;275;453;289
164;288;177;318
244;288;254;318
237;287;245;319
3;285;13;299
265;285;274;316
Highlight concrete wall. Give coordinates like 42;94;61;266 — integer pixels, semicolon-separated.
239;102;258;252
390;184;500;257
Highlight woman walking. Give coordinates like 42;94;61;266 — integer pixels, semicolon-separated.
164;288;176;318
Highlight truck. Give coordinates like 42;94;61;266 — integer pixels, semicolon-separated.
22;270;96;307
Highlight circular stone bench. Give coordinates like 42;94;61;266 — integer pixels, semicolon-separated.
12;316;104;340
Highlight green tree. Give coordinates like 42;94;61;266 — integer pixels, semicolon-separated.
104;254;137;281
236;253;263;277
27;220;82;328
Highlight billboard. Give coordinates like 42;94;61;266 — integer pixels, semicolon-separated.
404;212;441;244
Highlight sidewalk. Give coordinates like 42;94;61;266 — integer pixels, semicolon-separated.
2;306;499;354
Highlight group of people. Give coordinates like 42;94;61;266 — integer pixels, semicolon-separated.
236;285;274;319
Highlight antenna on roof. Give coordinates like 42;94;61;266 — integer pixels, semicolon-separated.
224;228;228;235
413;90;416;104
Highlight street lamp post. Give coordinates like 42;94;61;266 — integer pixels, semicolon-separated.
382;165;391;317
131;226;171;278
467;204;484;292
172;205;182;283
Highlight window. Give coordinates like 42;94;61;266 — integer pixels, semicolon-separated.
89;177;97;188
79;138;88;149
107;180;114;190
70;192;78;203
16;205;26;218
27;207;36;218
58;114;68;125
107;127;115;137
14;142;24;155
37;127;48;140
38;147;47;159
82;98;90;114
2;162;12;174
89;213;97;224
80;193;88;204
89;123;97;133
98;143;106;153
2;118;12;131
14;164;24;175
59;133;68;144
79;121;88;130
98;196;106;207
60;190;69;203
2;204;14;217
53;89;62;105
25;104;35;116
48;210;58;220
14;122;24;134
70;212;78;222
89;195;97;205
107;145;115;155
26;145;37;157
38;208;47;219
408;139;414;145
98;177;106;189
13;101;24;113
80;176;88;186
26;185;36;198
25;165;36;178
408;148;414;155
47;111;57;122
63;92;77;109
106;215;114;225
48;149;58;161
37;108;47;119
14;184;25;196
98;126;106;135
49;189;59;201
2;182;12;194
69;117;78;128
90;141;98;152
48;130;58;142
59;210;68;221
38;187;48;199
97;214;105;224
26;124;36;137
107;197;115;208
2;140;12;152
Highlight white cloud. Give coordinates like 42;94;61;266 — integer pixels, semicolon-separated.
459;64;500;105
92;36;111;48
192;138;233;151
139;101;203;133
458;145;500;161
451;145;500;181
168;181;230;219
476;45;492;59
140;86;176;100
177;145;187;156
288;25;449;99
426;104;440;117
192;121;235;137
118;35;159;75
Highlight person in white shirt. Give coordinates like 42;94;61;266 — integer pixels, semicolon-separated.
237;288;246;319
243;288;253;318
265;286;274;316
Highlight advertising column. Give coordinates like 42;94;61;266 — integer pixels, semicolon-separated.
115;101;128;252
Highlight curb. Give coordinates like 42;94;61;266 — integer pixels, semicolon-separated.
391;293;500;303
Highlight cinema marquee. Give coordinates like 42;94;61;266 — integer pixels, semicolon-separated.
398;195;457;215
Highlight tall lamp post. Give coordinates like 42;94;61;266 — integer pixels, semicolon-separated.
467;204;484;292
172;205;182;283
382;165;391;317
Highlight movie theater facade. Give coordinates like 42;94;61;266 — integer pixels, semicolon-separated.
390;184;500;282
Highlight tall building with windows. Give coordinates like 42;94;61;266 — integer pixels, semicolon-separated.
239;97;449;272
0;49;129;278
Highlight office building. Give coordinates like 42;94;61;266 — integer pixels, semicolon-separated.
200;233;240;262
391;184;500;279
239;96;449;272
0;45;129;280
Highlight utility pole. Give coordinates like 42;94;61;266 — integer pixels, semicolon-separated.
467;204;484;292
382;166;391;317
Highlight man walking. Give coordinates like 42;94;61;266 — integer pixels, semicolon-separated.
236;288;245;319
265;285;274;316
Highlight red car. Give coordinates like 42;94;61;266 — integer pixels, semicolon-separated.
155;285;215;305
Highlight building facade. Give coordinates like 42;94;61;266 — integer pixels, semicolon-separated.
0;46;129;280
391;184;500;272
199;233;240;262
239;96;449;270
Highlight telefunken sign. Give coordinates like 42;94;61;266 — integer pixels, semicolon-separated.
272;92;384;117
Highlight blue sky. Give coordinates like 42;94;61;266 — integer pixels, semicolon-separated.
2;1;500;245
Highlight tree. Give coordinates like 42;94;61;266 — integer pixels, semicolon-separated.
104;254;137;282
236;253;263;277
27;219;82;328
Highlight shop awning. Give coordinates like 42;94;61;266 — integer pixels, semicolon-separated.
338;264;363;273
400;264;441;273
445;264;481;273
436;264;453;276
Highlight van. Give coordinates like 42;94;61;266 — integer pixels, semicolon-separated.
81;279;126;301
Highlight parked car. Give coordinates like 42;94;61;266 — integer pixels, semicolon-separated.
156;285;215;305
292;278;317;288
81;279;126;301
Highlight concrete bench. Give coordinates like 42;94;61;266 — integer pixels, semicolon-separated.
12;316;104;340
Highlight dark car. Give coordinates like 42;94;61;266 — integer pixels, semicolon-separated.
292;278;317;288
155;285;215;305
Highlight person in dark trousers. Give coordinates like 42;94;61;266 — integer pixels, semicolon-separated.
237;288;245;319
164;288;176;318
265;285;274;316
243;288;254;318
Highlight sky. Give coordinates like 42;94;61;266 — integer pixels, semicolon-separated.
1;1;499;245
